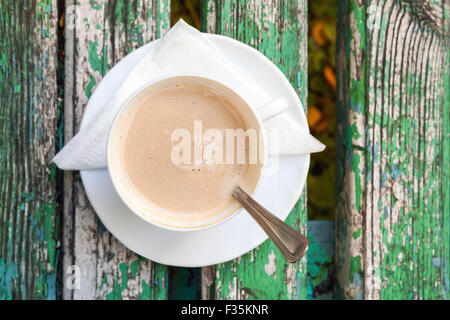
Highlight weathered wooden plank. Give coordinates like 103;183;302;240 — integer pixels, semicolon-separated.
173;222;335;300
336;0;449;299
63;0;170;300
201;0;309;300
0;0;62;299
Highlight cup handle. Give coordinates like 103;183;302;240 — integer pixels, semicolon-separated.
257;97;289;122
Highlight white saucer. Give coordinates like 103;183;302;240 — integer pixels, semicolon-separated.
80;34;310;267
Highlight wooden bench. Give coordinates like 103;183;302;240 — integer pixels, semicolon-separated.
0;0;447;299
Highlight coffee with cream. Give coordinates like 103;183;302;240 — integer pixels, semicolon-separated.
109;76;263;229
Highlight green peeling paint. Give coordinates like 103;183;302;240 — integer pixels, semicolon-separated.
352;227;361;239
0;259;19;300
81;0;170;300
0;0;61;300
307;221;334;300
88;40;108;76
85;75;97;98
337;0;449;299
89;0;103;10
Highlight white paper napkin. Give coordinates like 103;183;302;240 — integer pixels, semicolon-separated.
53;19;325;170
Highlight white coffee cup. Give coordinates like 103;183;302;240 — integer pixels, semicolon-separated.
107;74;287;231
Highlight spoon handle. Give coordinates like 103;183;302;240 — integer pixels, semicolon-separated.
232;186;309;263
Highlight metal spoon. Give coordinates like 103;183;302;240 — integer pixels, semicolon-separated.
232;186;309;263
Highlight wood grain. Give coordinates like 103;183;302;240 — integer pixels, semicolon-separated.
0;0;62;300
63;0;170;300
200;0;309;300
336;0;449;299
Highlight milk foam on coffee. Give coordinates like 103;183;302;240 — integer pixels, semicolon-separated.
109;76;263;229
